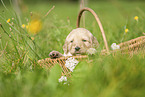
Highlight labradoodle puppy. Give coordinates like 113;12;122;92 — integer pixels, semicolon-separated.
49;28;99;58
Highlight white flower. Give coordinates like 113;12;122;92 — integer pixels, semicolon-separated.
58;76;67;83
87;48;97;55
111;43;120;50
65;57;79;72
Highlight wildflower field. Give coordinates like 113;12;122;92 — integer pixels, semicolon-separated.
0;0;145;97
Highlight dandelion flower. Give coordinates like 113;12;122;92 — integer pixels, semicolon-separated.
21;24;26;28
111;43;120;50
7;19;10;23
27;19;42;34
125;28;129;33
134;16;138;21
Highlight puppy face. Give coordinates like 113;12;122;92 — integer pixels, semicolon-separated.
63;28;99;55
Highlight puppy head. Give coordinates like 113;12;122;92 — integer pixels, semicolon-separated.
63;28;99;55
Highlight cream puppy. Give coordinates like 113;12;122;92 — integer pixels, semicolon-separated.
49;28;99;58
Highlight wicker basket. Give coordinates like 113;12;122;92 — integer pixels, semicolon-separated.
37;8;145;77
38;55;88;77
37;8;109;77
118;36;145;54
101;36;145;55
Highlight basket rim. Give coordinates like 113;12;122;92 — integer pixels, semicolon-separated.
76;7;109;53
119;36;145;47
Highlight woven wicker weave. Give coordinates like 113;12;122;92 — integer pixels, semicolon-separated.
37;8;108;76
38;55;88;77
37;7;145;77
101;36;145;54
118;36;145;54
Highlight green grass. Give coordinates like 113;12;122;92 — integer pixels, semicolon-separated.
0;1;145;97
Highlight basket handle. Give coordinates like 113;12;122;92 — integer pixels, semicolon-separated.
77;7;109;53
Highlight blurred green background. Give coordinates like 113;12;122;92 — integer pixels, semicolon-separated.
0;0;145;97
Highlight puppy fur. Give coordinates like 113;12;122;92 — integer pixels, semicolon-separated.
49;28;99;58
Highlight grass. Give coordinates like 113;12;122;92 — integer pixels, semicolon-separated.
0;1;145;97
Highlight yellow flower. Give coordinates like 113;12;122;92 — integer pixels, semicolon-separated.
21;24;26;28
125;28;129;33
7;18;11;23
134;16;139;21
27;19;42;34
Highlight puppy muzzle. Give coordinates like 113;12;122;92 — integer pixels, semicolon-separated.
75;46;80;51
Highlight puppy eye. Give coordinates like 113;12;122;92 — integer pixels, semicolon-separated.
70;40;73;43
82;39;87;42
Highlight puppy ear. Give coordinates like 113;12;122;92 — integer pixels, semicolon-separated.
63;41;68;54
92;36;99;48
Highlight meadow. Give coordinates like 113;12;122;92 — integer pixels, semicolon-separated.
0;0;145;97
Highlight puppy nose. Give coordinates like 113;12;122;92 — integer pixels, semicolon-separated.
75;46;80;51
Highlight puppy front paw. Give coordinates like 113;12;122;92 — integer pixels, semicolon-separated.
49;51;63;59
